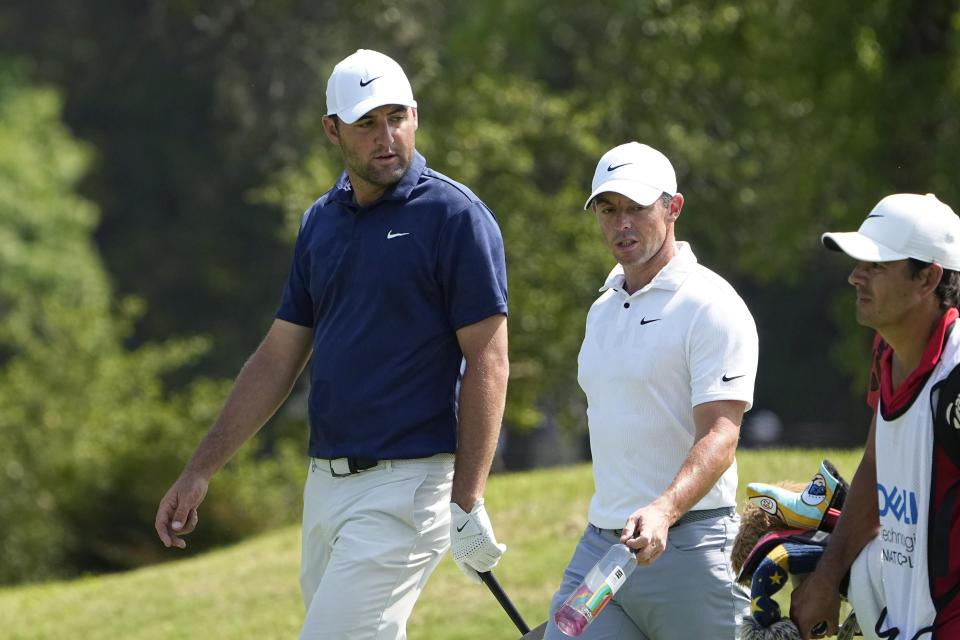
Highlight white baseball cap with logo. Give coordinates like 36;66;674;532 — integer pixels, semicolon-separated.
325;49;417;125
822;193;960;271
584;142;678;210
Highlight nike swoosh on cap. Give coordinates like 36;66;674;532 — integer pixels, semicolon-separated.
640;317;661;325
359;76;382;87
866;214;884;219
607;162;632;172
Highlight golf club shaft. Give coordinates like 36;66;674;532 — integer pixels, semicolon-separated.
479;571;531;634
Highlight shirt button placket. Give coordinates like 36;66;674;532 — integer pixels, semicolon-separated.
617;296;630;330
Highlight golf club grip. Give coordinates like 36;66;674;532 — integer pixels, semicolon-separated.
479;571;531;634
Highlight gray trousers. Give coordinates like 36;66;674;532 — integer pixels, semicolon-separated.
544;516;749;640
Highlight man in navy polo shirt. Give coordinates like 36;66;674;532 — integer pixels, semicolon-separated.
155;49;510;639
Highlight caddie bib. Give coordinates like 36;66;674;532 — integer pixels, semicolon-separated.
874;327;960;637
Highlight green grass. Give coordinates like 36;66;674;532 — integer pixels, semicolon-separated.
0;448;863;639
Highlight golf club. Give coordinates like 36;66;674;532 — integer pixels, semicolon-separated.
479;571;531;634
519;622;548;639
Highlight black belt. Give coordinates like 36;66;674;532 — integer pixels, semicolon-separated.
603;506;736;536
327;457;379;477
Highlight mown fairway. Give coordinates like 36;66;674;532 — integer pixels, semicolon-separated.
0;449;863;639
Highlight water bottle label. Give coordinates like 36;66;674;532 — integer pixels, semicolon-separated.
604;566;627;591
570;566;627;621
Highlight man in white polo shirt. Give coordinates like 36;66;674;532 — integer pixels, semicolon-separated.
543;142;757;639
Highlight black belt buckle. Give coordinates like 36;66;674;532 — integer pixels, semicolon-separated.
329;457;379;477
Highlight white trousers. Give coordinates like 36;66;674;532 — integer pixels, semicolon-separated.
299;455;454;640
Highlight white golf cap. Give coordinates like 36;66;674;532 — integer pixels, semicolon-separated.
584;142;677;210
325;49;417;125
822;193;960;271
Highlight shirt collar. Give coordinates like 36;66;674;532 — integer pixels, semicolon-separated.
329;151;426;207
875;307;960;414
599;241;698;295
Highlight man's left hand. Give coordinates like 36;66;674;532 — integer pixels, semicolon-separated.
449;498;507;583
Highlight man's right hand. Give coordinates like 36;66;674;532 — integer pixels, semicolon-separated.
789;570;841;639
155;473;209;549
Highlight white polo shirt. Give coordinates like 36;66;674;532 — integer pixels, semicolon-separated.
578;241;758;529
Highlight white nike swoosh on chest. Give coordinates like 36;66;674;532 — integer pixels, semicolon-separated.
386;230;410;239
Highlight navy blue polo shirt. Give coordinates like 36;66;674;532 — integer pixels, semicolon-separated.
276;152;508;460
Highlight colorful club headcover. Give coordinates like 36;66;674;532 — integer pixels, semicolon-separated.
737;529;829;585
741;540;826;640
746;460;848;530
740;617;803;640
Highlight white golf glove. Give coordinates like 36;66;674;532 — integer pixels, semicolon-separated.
449;498;506;583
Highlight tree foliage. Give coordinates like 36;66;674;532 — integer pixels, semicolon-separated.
1;0;960;582
0;63;303;584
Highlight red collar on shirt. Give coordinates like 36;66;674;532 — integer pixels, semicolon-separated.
868;308;960;416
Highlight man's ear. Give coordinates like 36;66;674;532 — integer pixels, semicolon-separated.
668;193;684;221
920;262;945;297
322;115;340;146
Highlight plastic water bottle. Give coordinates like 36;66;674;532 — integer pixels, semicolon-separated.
554;543;638;636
